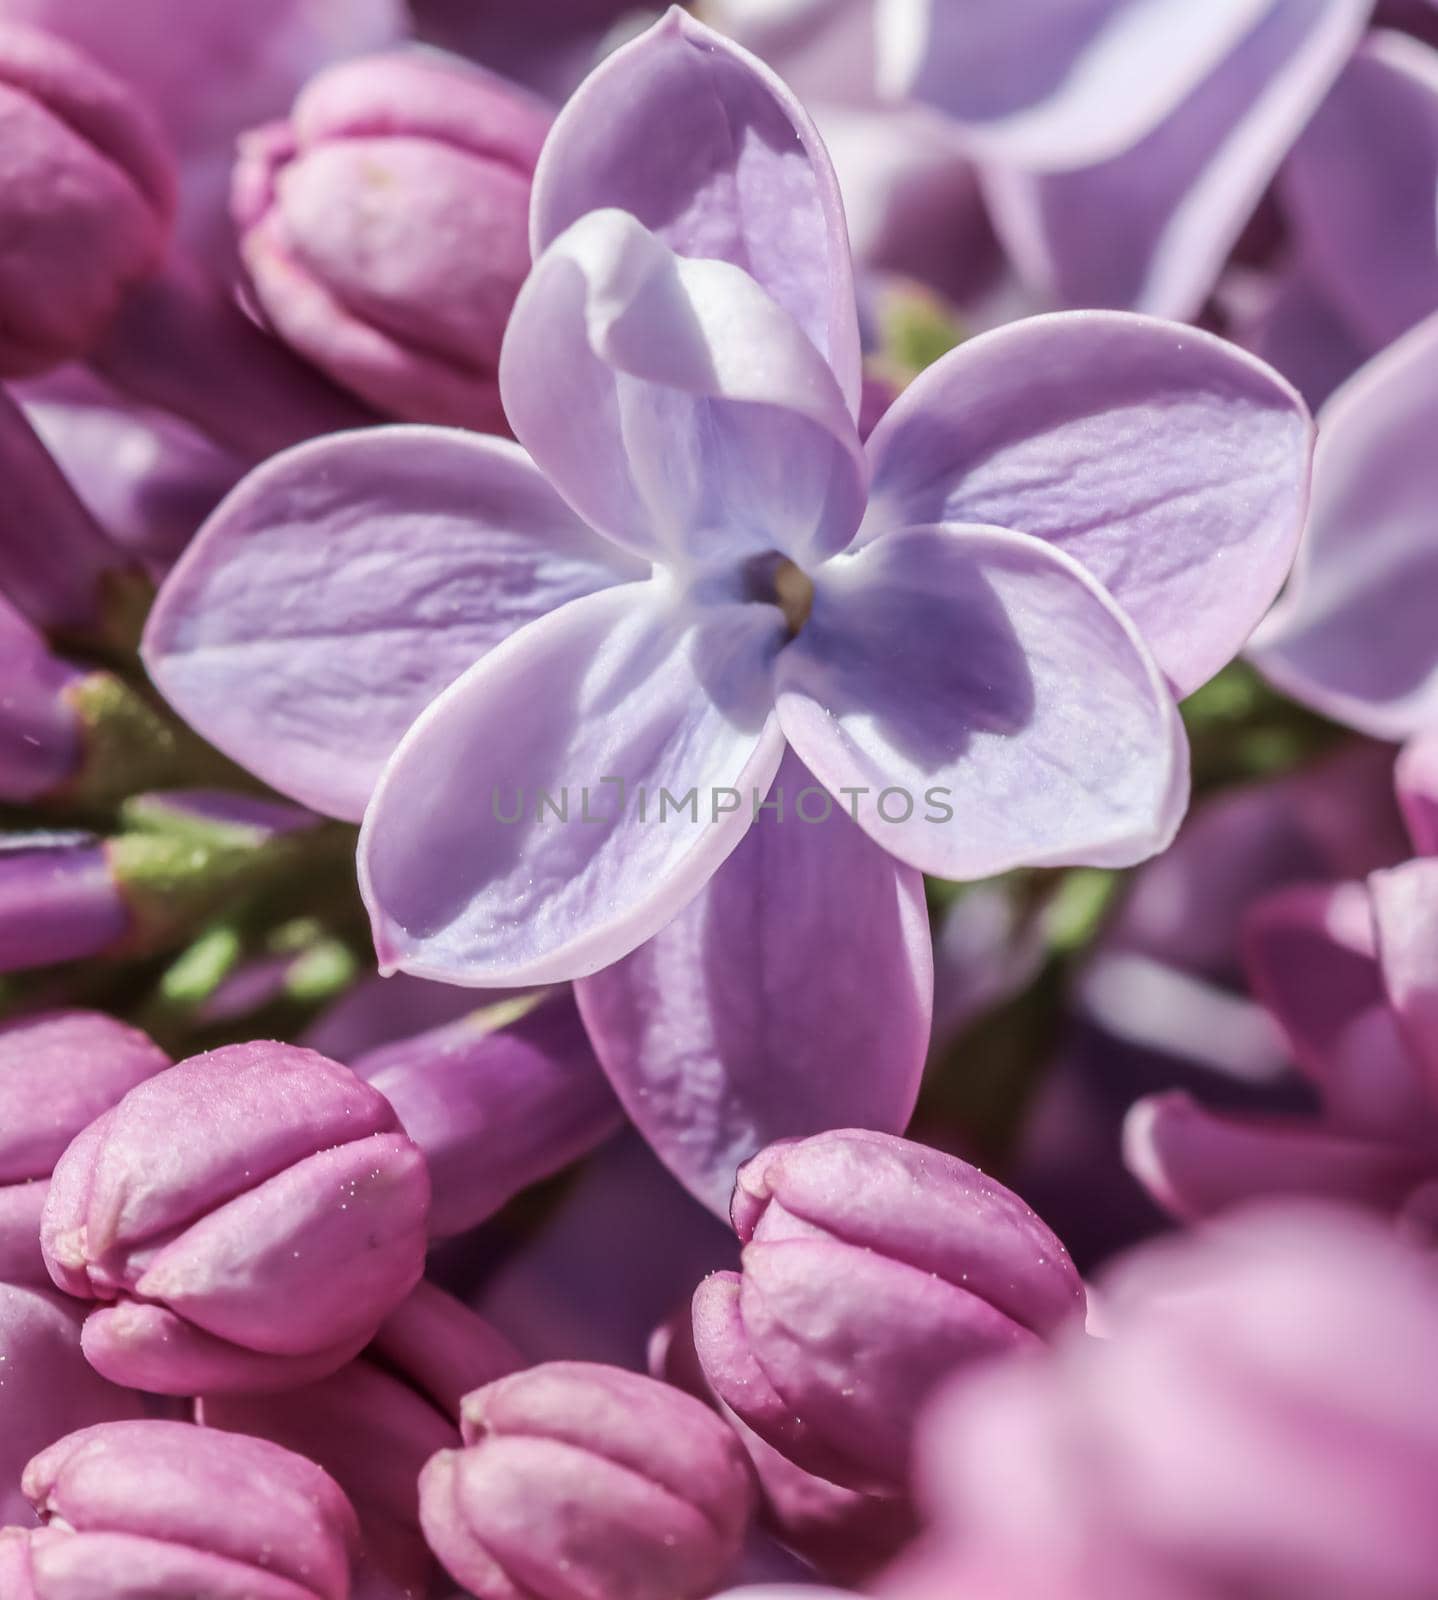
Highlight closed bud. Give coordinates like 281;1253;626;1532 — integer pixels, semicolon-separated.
234;49;550;430
693;1130;1085;1494
40;1041;430;1394
419;1362;755;1600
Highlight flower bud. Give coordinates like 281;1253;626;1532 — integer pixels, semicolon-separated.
40;1040;430;1394
419;1362;756;1600
0;22;174;377
1;1419;359;1599
234;50;550;429
692;1130;1085;1494
0;832;130;975
0;1011;168;1284
200;1282;521;1598
0;1283;145;1526
354;991;622;1237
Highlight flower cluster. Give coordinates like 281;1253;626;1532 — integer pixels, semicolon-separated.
2;2;1437;1598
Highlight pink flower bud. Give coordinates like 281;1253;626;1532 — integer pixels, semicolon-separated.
0;1011;168;1285
234;50;551;430
419;1362;756;1600
0;1283;144;1527
40;1041;430;1394
693;1130;1085;1494
2;1419;359;1599
0;22;174;377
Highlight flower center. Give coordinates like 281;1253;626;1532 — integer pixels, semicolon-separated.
742;552;814;638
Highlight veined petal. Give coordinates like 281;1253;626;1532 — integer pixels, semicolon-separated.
980;0;1370;319
575;748;931;1216
864;312;1312;697
881;0;1271;170
1250;312;1438;738
1281;30;1438;353
500;209;867;570
776;523;1187;880
359;580;787;986
143;428;641;821
531;7;861;413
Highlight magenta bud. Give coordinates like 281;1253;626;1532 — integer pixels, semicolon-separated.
234;49;550;429
4;1419;359;1599
40;1040;430;1394
200;1282;520;1597
0;23;174;377
1397;732;1438;856
693;1130;1086;1494
0;1010;168;1285
0;832;130;975
0;1283;145;1527
419;1362;756;1600
354;991;623;1237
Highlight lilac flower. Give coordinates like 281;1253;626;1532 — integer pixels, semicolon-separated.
887;0;1372;320
691;1129;1084;1495
906;1203;1438;1600
41;1040;430;1394
418;1361;756;1600
0;1011;169;1285
0;1420;361;1600
0;1283;145;1527
1126;738;1438;1221
144;8;1310;1209
0;601;82;804
234;49;552;431
1250;311;1438;737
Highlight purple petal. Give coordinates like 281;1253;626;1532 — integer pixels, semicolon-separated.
776;523;1186;879
531;8;861;412
1370;859;1438;1096
1281;30;1438;352
1229;263;1370;413
359;582;787;985
144;427;640;821
500;208;867;568
885;0;1270;170
864;312;1312;696
574;748;932;1215
1124;1092;1432;1219
1397;732;1438;856
1250;312;1438;737
980;0;1369;319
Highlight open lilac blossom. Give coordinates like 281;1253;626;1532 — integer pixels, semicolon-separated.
40;1040;430;1394
234;49;551;431
910;1203;1438;1600
0;1419;361;1600
351;989;623;1237
145;10;1312;999
1249;312;1438;739
691;1129;1085;1495
418;1361;756;1600
0;1284;145;1528
201;1283;521;1600
1126;746;1438;1221
0;600;81;803
0;1011;168;1284
0;20;174;377
888;0;1371;320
